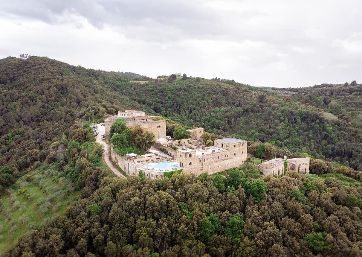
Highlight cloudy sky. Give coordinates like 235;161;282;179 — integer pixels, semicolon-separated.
0;0;361;87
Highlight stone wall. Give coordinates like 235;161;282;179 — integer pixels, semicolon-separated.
259;157;310;176
105;116;117;138
125;116;166;140
105;112;167;140
259;158;285;176
288;158;310;174
175;138;248;175
187;128;204;140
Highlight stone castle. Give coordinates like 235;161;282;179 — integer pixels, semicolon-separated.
105;110;247;179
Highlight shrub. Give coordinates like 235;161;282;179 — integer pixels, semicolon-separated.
173;126;190;140
225;214;245;240
305;232;329;254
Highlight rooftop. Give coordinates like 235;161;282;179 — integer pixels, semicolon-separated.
143;162;181;172
196;146;224;157
217;138;244;143
259;158;284;168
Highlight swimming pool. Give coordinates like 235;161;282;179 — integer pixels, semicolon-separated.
144;162;181;172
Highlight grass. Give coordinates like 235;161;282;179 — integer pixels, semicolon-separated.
249;157;263;165
319;173;362;187
0;166;79;255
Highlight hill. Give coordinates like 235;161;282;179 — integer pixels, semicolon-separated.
6;167;362;257
0;56;145;191
1;57;361;178
0;57;361;256
111;78;362;170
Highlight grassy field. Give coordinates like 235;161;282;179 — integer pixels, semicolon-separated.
306;173;362;188
319;173;362;187
0;166;79;254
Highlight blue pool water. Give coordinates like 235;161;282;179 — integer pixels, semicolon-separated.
144;162;180;172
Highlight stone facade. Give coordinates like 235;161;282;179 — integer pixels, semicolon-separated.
288;158;310;174
106;110;166;140
107;110;248;178
187;127;204;140
174;138;247;175
258;158;285;176
259;157;310;176
110;147;174;179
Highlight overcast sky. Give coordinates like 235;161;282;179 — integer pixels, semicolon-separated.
0;0;361;87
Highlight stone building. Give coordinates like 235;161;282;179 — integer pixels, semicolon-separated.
187;127;204;140
287;158;310;174
110;148;178;179
259;157;310;176
105;110;166;140
258;158;285;176
106;110;248;178
175;138;247;175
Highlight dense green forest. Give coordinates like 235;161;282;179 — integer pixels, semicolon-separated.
0;57;361;256
0;57;145;192
6;164;362;256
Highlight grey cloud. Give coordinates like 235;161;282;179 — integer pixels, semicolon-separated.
1;0;362;87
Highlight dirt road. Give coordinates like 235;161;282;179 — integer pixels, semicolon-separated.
95;124;124;178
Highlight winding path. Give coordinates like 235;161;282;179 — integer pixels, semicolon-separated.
95;124;125;178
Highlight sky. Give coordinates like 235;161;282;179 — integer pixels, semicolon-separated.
0;0;361;87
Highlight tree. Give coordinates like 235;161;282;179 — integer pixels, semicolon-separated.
110;118;128;138
225;214;245;240
310;159;330;175
201;132;217;147
257;94;267;104
213;173;226;192
111;131;130;149
199;214;220;241
243;179;267;202
305;232;329;254
105;241;117;257
173;126;190;140
168;74;177;82
255;144;266;159
130;126;155;152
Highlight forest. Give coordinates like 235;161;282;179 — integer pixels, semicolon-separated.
0;57;361;256
6;141;362;256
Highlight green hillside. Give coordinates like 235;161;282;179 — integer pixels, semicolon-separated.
111;78;362;170
0;57;143;192
6;166;362;257
0;166;79;253
0;57;361;256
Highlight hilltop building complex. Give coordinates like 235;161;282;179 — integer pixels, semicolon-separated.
105;110;247;178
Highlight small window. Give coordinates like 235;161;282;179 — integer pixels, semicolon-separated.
189;162;192;165
189;153;192;157
234;153;236;156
